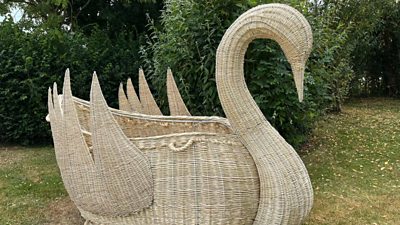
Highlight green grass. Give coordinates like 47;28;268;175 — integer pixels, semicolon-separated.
0;98;399;224
303;98;400;225
0;146;82;225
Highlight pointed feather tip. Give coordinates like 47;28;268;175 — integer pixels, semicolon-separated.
138;69;147;88
139;68;145;78
65;68;70;77
46;87;53;122
118;82;126;98
92;71;98;80
127;77;136;92
52;82;60;108
48;87;52;105
167;68;173;78
90;71;100;92
127;77;133;87
90;71;108;107
53;82;58;93
64;68;70;83
63;68;71;97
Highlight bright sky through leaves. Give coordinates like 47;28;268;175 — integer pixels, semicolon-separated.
0;7;23;22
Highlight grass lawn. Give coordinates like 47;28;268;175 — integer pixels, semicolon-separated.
303;98;400;225
0;98;399;224
0;146;84;225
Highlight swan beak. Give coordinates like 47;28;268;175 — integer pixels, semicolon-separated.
292;63;305;102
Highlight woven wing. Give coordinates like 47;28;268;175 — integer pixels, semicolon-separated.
48;70;153;216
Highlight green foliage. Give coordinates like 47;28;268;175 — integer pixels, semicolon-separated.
316;0;400;97
0;0;163;144
305;3;355;112
0;21;141;144
140;0;354;146
354;2;400;97
141;0;249;116
0;0;163;34
1;0;379;147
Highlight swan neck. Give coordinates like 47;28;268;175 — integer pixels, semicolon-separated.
216;4;311;131
215;4;314;223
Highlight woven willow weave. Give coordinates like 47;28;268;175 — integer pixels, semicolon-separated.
47;4;313;225
166;68;191;116
118;68;191;116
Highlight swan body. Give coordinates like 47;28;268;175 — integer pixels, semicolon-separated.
47;4;313;225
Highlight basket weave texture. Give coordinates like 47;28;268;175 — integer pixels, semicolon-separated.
47;3;313;225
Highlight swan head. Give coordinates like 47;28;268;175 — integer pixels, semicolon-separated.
284;13;313;103
288;45;312;102
217;3;313;103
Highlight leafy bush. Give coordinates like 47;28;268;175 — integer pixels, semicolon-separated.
140;0;354;147
0;0;356;147
0;21;141;144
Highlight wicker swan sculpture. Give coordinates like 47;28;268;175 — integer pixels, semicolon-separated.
47;4;313;225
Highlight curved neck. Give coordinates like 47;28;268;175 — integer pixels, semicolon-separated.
216;4;310;131
215;4;313;224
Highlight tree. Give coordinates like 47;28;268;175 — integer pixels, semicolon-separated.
0;0;163;36
316;0;400;97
